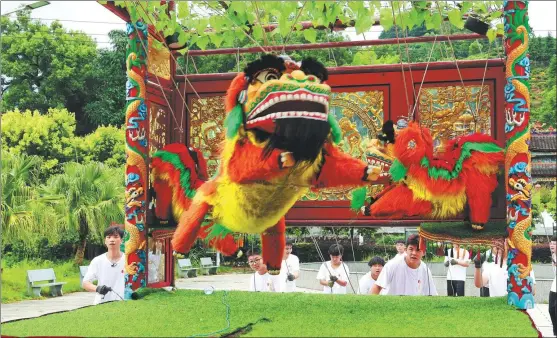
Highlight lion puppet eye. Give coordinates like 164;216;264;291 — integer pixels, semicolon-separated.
407;139;416;149
254;69;281;84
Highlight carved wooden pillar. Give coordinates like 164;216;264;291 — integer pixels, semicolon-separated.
124;20;149;297
504;0;534;309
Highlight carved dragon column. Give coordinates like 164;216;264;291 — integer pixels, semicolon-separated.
123;20;149;298
504;0;534;309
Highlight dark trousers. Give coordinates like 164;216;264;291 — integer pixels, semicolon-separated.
447;280;465;296
480;287;490;297
550;291;557;336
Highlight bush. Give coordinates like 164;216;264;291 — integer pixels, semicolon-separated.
79;125;125;167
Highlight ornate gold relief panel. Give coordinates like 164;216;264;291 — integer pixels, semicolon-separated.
302;91;385;201
418;85;491;148
189;96;227;176
149;103;167;156
147;35;171;80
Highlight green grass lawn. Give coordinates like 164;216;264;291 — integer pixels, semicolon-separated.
2;289;537;337
1;260;86;303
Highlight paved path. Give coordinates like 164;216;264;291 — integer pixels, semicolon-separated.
175;273;320;293
527;304;555;337
1;291;94;323
1;275;554;338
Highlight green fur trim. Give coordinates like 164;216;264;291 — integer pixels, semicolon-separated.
205;223;234;241
350;187;367;212
225;104;243;139
389;159;408;182
421;142;503;180
152;150;196;199
328;114;342;144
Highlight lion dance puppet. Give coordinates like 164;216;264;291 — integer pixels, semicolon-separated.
360;119;504;231
151;55;382;272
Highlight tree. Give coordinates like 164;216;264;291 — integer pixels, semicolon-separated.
1;151;62;248
44;162;125;264
1;108;78;177
79;125;126;167
83;30;128;127
0;12;97;134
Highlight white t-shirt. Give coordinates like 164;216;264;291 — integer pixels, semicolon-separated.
358;272;386;295
83;253;125;305
249;272;283;292
280;254;300;292
484;262;508;297
375;258;438;296
316;261;350;294
445;248;470;281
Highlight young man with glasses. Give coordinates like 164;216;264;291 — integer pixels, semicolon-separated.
371;235;437;296
280;240;300;292
247;250;283;292
316;244;350;294
82;226;125;304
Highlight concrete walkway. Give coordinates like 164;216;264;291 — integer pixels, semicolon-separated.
1;291;94;323
527;304;556;337
1;274;554;338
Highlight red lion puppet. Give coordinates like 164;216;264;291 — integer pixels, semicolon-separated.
151;55;382;272
362;120;504;230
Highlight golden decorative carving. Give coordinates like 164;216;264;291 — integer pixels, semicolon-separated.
147;35;171;80
149;103;167;156
190;96;227;176
418;85;491;148
302;91;385;201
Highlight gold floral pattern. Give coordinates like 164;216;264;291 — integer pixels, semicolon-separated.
189;96;227;176
147;35;171;80
418;85;491;148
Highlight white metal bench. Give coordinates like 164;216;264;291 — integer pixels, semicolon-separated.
177;259;198;278
200;257;218;275
26;268;67;297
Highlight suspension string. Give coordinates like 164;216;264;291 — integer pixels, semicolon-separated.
397;3;418;104
282;1;307;54
410;36;438;120
391;5;411;118
331;227;356;294
349;227;361;293
473;42;493;132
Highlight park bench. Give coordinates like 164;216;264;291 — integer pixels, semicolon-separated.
79;266;89;286
26;268;67;297
200;257;218;275
177;259;198;278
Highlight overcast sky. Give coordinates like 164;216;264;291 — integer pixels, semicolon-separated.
1;0;555;48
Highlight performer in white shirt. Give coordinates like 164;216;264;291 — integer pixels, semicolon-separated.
280;240;300;292
371;235;437;296
316;244;350;294
358;256;385;295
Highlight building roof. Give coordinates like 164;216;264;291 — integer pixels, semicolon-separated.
532;162;557;177
531;133;557;152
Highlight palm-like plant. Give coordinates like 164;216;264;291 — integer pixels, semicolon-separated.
1;151;60;246
45;162;124;264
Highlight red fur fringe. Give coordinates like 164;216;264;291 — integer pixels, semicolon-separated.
314;143;368;188
261;217;286;271
370;185;433;218
171;202;210;253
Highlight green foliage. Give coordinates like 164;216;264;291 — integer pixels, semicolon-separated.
2;108;126;177
83;30;128;128
0;12;98;133
44;162;125;263
1;259;86;303
1;151;63;247
79;126;126;167
2;290;537;337
1;108;78;176
112;1;503;51
532;186;557;223
531;54;557;127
